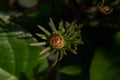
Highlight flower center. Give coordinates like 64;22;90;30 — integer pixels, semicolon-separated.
50;35;65;49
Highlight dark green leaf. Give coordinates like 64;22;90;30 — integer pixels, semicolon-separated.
59;66;81;75
38;59;48;73
90;31;120;80
111;0;120;6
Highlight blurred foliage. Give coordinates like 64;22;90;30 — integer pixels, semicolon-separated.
0;68;18;80
0;0;120;80
59;65;82;75
90;33;120;80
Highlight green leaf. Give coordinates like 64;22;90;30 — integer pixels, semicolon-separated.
30;42;47;46
37;25;51;36
65;21;75;36
114;31;120;45
59;50;64;61
65;22;70;29
0;25;42;80
38;47;51;60
39;47;51;55
58;20;65;34
0;68;18;80
38;59;48;73
111;0;120;6
0;27;16;74
68;48;78;54
24;36;42;80
7;31;30;76
90;31;120;80
52;50;59;67
35;33;47;40
49;18;58;34
59;66;82;75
